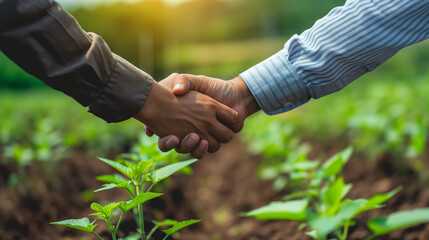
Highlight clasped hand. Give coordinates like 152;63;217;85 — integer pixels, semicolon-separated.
136;73;260;159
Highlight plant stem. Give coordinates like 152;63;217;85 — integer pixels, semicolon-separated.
136;185;146;240
91;231;104;240
146;226;159;240
146;184;154;193
115;212;126;232
126;187;136;198
341;222;349;240
162;234;169;240
106;219;117;240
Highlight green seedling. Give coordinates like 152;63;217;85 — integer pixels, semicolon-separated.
366;208;429;240
246;148;429;239
243;114;312;191
52;151;199;240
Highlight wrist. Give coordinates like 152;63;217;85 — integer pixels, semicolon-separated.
230;76;260;118
134;83;173;124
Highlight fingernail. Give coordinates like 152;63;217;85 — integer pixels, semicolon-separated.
198;141;207;150
174;83;183;90
166;138;174;149
186;135;198;147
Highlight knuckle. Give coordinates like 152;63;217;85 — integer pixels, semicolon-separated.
208;142;221;153
231;111;239;124
206;101;217;110
175;74;188;84
191;151;203;159
175;141;193;154
233;120;244;133
202;118;214;128
175;147;186;154
225;133;233;143
170;73;180;79
175;73;184;80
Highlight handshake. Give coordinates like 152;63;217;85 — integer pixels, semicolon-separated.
134;74;261;159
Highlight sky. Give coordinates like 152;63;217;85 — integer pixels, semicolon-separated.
57;0;190;9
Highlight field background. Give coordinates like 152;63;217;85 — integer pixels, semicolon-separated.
1;0;429;239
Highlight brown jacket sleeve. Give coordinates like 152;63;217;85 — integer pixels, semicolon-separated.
0;0;155;123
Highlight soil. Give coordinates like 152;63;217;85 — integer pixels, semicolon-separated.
1;138;429;240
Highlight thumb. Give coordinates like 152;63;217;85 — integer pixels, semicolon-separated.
172;74;210;96
172;75;191;96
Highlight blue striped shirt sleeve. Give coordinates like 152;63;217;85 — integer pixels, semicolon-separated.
240;0;429;115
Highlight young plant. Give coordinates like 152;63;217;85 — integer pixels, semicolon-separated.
246;148;429;240
51;149;200;240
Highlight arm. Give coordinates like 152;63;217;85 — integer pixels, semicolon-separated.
0;0;153;123
241;0;429;115
0;0;243;155
155;0;429;155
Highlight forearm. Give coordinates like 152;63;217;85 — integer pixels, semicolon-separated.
230;76;260;118
0;0;155;122
240;0;429;115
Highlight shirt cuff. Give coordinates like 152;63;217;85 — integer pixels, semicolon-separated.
88;54;155;123
239;49;310;115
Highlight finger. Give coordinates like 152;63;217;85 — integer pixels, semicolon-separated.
172;74;211;96
172;74;192;96
190;140;209;159
206;135;221;153
175;133;200;154
209;121;234;144
160;73;179;87
158;135;180;152
215;103;244;133
144;125;154;137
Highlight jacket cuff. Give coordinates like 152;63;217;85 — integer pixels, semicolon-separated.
239;49;310;115
88;54;155;123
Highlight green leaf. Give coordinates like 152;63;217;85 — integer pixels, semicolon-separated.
342;183;353;199
94;183;117;192
322;147;352;177
90;202;120;219
246;199;309;221
135;159;153;177
96;174;127;184
305;230;322;239
310;199;366;236
284;190;318;201
150;159;197;184
98;158;132;178
153;219;179;227
94;181;134;196
163;219;200;236
355;187;402;216
119;192;162;212
293;161;319;171
321;177;345;215
124;161;137;173
368;208;429;237
50;218;96;232
91;203;104;213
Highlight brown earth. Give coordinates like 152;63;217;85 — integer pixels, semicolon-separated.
0;138;429;240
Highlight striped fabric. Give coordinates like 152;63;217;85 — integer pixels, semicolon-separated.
240;0;429;115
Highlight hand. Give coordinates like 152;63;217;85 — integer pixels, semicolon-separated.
134;74;242;153
163;74;259;118
148;74;260;157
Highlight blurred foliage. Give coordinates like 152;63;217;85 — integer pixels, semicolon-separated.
0;90;142;156
0;0;344;88
243;41;429;182
1;0;429;182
